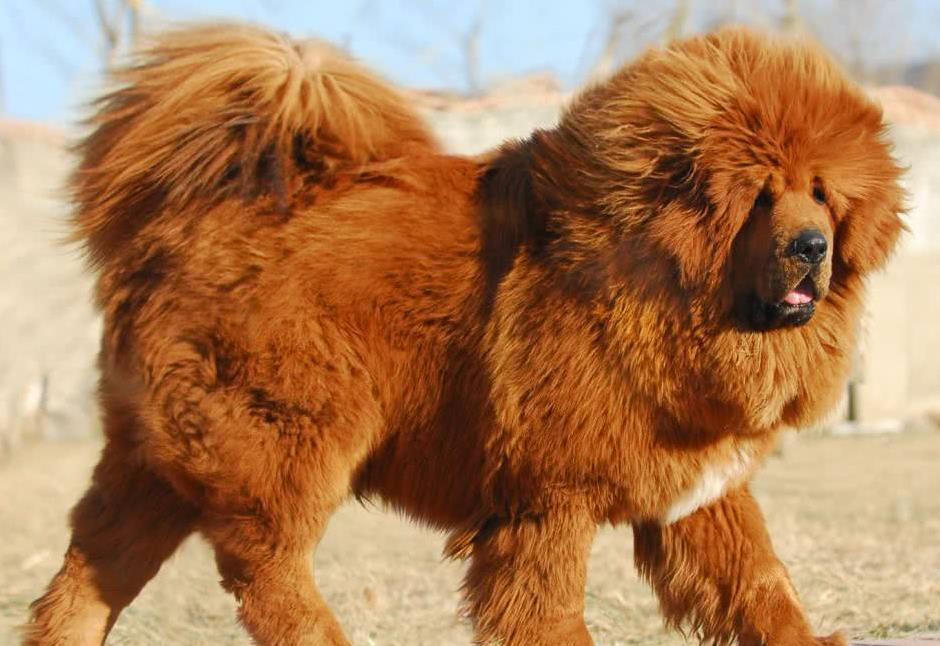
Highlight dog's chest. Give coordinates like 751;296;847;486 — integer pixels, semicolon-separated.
661;447;754;524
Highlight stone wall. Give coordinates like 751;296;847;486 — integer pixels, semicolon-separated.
0;122;100;454
848;119;940;428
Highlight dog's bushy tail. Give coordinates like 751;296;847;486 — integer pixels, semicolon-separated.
72;22;436;266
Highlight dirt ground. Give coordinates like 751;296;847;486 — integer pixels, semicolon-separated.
1;432;938;645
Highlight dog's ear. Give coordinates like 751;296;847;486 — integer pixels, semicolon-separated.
642;169;756;294
837;175;906;275
477;139;545;313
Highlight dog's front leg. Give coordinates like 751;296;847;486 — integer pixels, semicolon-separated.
455;501;597;646
633;485;845;646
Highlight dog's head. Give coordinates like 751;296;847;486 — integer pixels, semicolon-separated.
731;179;834;329
727;142;905;332
550;27;905;331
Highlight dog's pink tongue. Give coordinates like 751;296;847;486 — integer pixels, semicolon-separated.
784;281;814;305
784;291;812;305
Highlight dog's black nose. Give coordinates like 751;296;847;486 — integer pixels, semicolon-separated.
789;229;828;264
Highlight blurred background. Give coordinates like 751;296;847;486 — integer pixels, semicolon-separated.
0;2;937;645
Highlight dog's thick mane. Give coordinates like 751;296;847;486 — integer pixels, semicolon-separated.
474;28;904;437
538;27;902;287
71;22;437;267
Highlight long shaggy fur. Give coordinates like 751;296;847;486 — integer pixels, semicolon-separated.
27;23;903;646
72;23;436;266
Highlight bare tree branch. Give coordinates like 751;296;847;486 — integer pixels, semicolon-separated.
664;0;691;42
588;6;634;81
402;0;487;95
462;13;483;95
94;0;122;66
127;0;142;49
781;0;802;33
93;0;147;67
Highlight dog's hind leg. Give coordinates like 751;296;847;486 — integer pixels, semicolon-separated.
195;395;381;646
197;428;365;646
190;379;382;645
203;511;350;646
23;425;198;646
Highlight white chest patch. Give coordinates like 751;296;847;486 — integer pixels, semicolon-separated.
662;448;753;524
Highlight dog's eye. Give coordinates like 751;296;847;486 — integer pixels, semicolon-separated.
812;184;826;205
754;189;773;209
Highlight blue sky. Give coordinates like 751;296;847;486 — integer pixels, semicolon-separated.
1;0;938;124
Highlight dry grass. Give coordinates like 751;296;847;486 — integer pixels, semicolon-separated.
1;432;938;645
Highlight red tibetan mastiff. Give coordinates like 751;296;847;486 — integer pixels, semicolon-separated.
26;23;903;646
